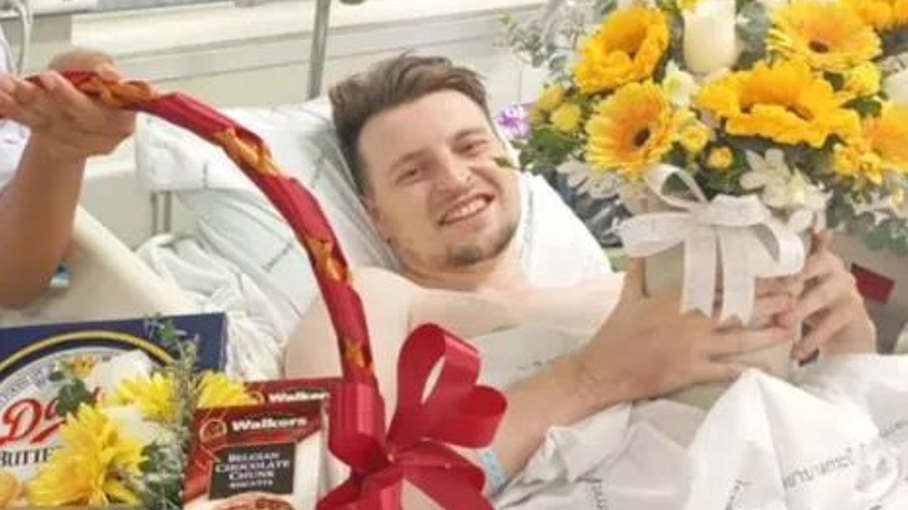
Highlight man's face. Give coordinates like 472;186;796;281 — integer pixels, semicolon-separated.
358;90;520;274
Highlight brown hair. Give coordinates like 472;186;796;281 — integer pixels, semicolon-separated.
330;54;491;195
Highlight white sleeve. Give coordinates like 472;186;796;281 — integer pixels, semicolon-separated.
0;25;28;192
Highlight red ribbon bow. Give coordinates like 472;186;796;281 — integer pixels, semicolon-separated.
319;324;507;510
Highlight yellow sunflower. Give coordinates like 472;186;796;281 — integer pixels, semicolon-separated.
197;372;256;409
695;60;861;147
573;5;669;94
834;103;908;184
108;373;176;423
768;0;881;73
28;405;143;507
109;372;254;423
844;0;908;31
865;103;908;172
585;81;687;181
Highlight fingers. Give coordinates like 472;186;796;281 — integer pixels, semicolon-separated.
752;292;796;322
94;63;123;81
0;76;53;128
620;258;646;303
707;326;794;356
791;305;853;360
39;71;108;127
812;230;833;253
778;270;854;327
755;276;801;297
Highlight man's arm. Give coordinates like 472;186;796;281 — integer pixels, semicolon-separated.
0;55;134;307
285;263;796;507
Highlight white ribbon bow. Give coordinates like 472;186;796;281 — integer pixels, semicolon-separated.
618;165;808;323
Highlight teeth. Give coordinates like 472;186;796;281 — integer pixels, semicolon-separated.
444;197;488;224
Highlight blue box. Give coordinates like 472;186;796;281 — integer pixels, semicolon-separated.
0;313;228;489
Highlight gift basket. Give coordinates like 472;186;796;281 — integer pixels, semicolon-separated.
4;72;506;510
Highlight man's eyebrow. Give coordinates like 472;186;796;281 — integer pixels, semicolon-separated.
450;127;489;142
389;150;426;173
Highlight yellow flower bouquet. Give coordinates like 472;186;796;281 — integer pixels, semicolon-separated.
517;0;908;404
26;322;253;509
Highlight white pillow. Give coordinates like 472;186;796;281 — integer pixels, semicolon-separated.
134;99;611;336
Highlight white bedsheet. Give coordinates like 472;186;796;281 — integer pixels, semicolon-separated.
494;354;908;510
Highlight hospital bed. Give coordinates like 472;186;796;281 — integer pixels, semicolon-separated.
1;0;906;364
0;207;195;328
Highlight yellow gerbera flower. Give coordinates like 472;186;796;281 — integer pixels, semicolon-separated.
28;405;142;507
768;0;881;73
865;103;908;172
844;0;908;31
834;103;908;184
573;5;670;94
585;81;687;181
108;372;177;423
695;60;861;147
198;372;256;409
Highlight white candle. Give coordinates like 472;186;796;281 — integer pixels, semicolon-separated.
683;0;741;75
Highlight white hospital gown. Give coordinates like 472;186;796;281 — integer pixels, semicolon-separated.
0;25;28;191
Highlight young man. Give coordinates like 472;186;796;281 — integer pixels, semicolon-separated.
0;27;134;308
285;55;875;504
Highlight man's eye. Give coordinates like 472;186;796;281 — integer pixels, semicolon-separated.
397;168;421;184
462;140;489;155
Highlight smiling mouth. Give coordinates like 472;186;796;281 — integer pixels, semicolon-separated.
440;195;493;226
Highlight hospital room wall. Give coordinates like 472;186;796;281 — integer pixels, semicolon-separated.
61;2;549;248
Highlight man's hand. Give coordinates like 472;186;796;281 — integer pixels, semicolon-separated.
571;259;798;406
0;51;134;166
777;231;876;360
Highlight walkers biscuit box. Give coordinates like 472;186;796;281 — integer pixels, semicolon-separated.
0;313;227;504
184;400;327;510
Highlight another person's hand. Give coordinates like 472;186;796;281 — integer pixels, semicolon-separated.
0;50;134;165
571;259;798;405
776;231;876;360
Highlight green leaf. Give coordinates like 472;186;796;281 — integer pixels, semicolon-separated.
55;379;95;418
737;1;770;61
845;97;883;118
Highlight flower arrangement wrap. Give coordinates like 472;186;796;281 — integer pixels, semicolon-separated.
15;71;507;510
519;0;908;323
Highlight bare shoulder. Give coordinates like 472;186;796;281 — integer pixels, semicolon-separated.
285;266;417;386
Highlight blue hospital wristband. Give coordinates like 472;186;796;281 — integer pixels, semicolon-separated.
478;447;509;496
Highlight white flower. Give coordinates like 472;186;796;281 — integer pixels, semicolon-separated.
884;67;908;108
741;149;827;211
662;61;700;108
557;160;620;199
683;0;741;75
84;350;154;397
103;405;171;446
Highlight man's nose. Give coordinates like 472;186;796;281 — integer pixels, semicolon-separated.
434;153;474;192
